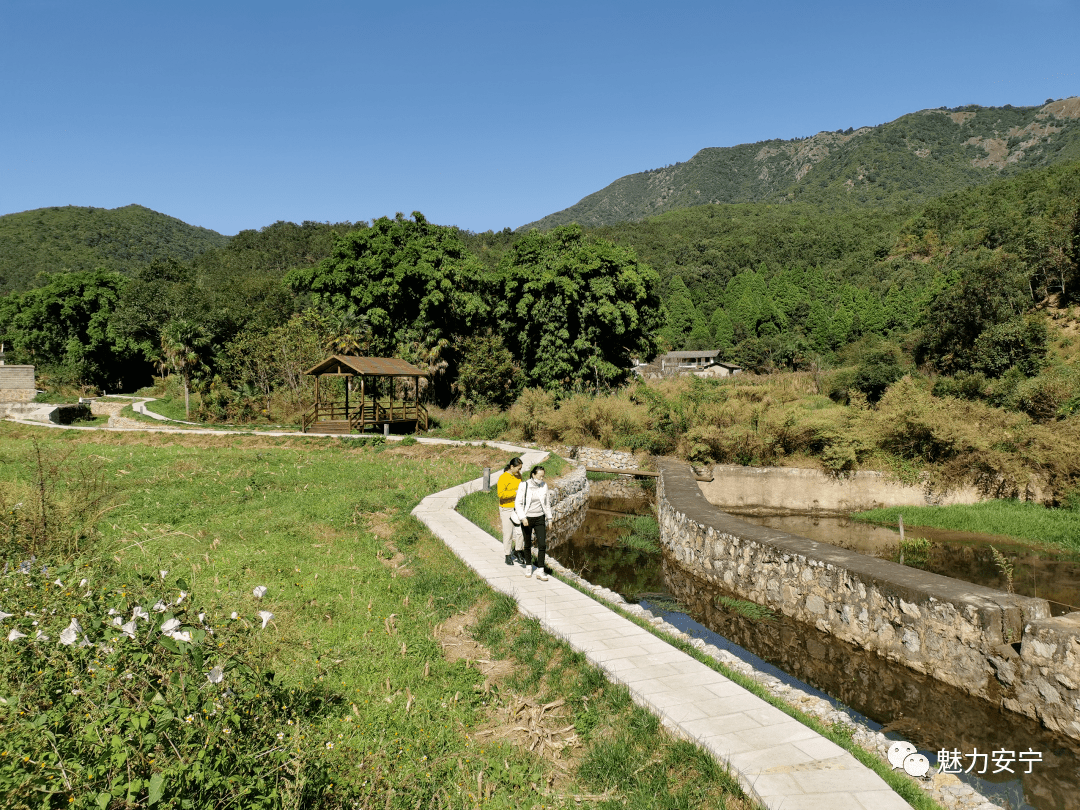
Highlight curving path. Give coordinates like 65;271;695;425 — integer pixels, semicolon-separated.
4;405;912;809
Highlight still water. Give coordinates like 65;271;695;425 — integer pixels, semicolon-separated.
551;494;1080;810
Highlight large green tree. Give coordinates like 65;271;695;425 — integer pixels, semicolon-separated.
0;269;140;391
495;225;662;392
286;213;487;400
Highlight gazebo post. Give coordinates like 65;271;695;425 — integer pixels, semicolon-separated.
360;375;365;432
345;372;350;421
314;375;320;421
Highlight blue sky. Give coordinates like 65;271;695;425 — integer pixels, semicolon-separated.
2;0;1077;236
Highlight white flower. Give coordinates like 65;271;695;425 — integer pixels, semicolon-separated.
108;608;118;616
120;621;137;639
35;629;49;641
52;579;63;586
276;732;284;740
132;606;149;622
207;666;224;684
230;612;238;620
79;578;88;588
198;613;206;624
152;600;167;613
112;616;123;626
160;618;181;634
176;591;187;605
0;611;12;621
258;611;274;629
7;629;26;641
166;630;192;643
160;570;168;580
59;619;81;646
253;586;267;599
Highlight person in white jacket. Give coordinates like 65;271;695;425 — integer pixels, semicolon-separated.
514;465;553;581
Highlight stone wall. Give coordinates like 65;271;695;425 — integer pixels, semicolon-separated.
545;446;645;471
658;459;1080;741
0;365;36;403
698;463;982;516
545;462;590;546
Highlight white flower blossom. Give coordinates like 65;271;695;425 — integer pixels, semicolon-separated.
160;570;168;580
198;613;206;624
230;612;238;620
120;621;137;639
0;611;12;621
7;629;26;641
112;616;123;626
258;611;274;629
207;666;224;684
59;619;81;646
79;578;88;588
108;608;118;616
166;630;192;642
35;629;49;641
160;618;181;634
176;591;187;605
152;600;168;613
52;579;63;586
253;586;267;598
132;606;149;622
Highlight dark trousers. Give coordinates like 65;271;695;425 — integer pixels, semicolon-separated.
521;514;547;571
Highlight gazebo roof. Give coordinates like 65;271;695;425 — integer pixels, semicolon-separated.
303;355;429;377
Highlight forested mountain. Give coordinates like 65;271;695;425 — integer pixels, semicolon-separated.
0;205;231;294
522;97;1080;230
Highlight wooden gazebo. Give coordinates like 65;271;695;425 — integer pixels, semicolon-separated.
301;355;429;434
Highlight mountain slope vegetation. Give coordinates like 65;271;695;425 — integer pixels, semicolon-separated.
523;97;1080;230
0;204;231;294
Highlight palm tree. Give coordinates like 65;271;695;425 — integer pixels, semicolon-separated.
322;309;370;356
160;319;210;419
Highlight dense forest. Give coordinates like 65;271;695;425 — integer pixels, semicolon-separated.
1;148;1078;453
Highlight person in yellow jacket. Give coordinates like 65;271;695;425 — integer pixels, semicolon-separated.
497;458;525;566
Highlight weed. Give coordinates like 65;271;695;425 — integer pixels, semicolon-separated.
990;545;1016;593
715;595;776;622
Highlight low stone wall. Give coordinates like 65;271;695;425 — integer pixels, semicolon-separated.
587;478;650;500
545;463;589;546
546;446;645;471
658;459;1080;741
0;365;37;403
698;463;982;515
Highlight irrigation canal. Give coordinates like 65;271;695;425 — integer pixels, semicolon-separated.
549;487;1080;810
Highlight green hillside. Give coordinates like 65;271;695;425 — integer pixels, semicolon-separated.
0;204;230;293
523;97;1080;230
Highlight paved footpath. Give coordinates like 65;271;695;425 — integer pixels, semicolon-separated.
413;449;913;810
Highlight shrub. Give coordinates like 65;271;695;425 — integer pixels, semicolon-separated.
0;564;349;810
506;387;556;442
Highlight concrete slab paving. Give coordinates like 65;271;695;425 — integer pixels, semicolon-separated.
412;454;913;810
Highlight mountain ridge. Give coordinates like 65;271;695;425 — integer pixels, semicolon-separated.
521;97;1080;230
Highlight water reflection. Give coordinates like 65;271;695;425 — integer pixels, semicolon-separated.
554;495;1080;810
736;514;1080;616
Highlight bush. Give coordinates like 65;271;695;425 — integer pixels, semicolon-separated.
850;349;906;404
506;388;556;442
0;564;348;810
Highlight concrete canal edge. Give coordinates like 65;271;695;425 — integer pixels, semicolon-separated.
658;458;1080;744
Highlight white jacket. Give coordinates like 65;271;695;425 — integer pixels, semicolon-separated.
514;478;552;523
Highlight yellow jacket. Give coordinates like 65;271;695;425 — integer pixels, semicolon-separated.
497;471;522;507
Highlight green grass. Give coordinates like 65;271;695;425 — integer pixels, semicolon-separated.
0;423;755;810
852;500;1080;553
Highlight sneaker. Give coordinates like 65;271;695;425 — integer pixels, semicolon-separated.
515;551;527;567
505;555;513;566
535;570;548;581
524;565;534;578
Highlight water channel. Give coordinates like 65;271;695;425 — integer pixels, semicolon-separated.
549;486;1080;810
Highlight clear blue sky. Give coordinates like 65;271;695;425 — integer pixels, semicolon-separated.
2;0;1077;236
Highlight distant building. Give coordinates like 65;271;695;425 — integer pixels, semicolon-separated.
633;350;741;379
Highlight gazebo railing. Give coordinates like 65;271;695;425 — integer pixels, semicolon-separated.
302;399;428;433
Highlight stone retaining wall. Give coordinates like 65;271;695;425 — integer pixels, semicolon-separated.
545;463;589;546
698;463;982;515
659;459;1080;741
587;479;650;500
545;446;644;471
0;365;36;403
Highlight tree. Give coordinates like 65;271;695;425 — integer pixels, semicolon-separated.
453;330;521;409
0;269;139;391
661;277;698;349
286;212;487;403
161;319;211;418
495;225;662;392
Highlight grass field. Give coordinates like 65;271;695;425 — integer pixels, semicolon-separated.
853;500;1080;553
0;423;757;810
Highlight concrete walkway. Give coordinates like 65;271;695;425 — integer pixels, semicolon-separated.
413;455;913;810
